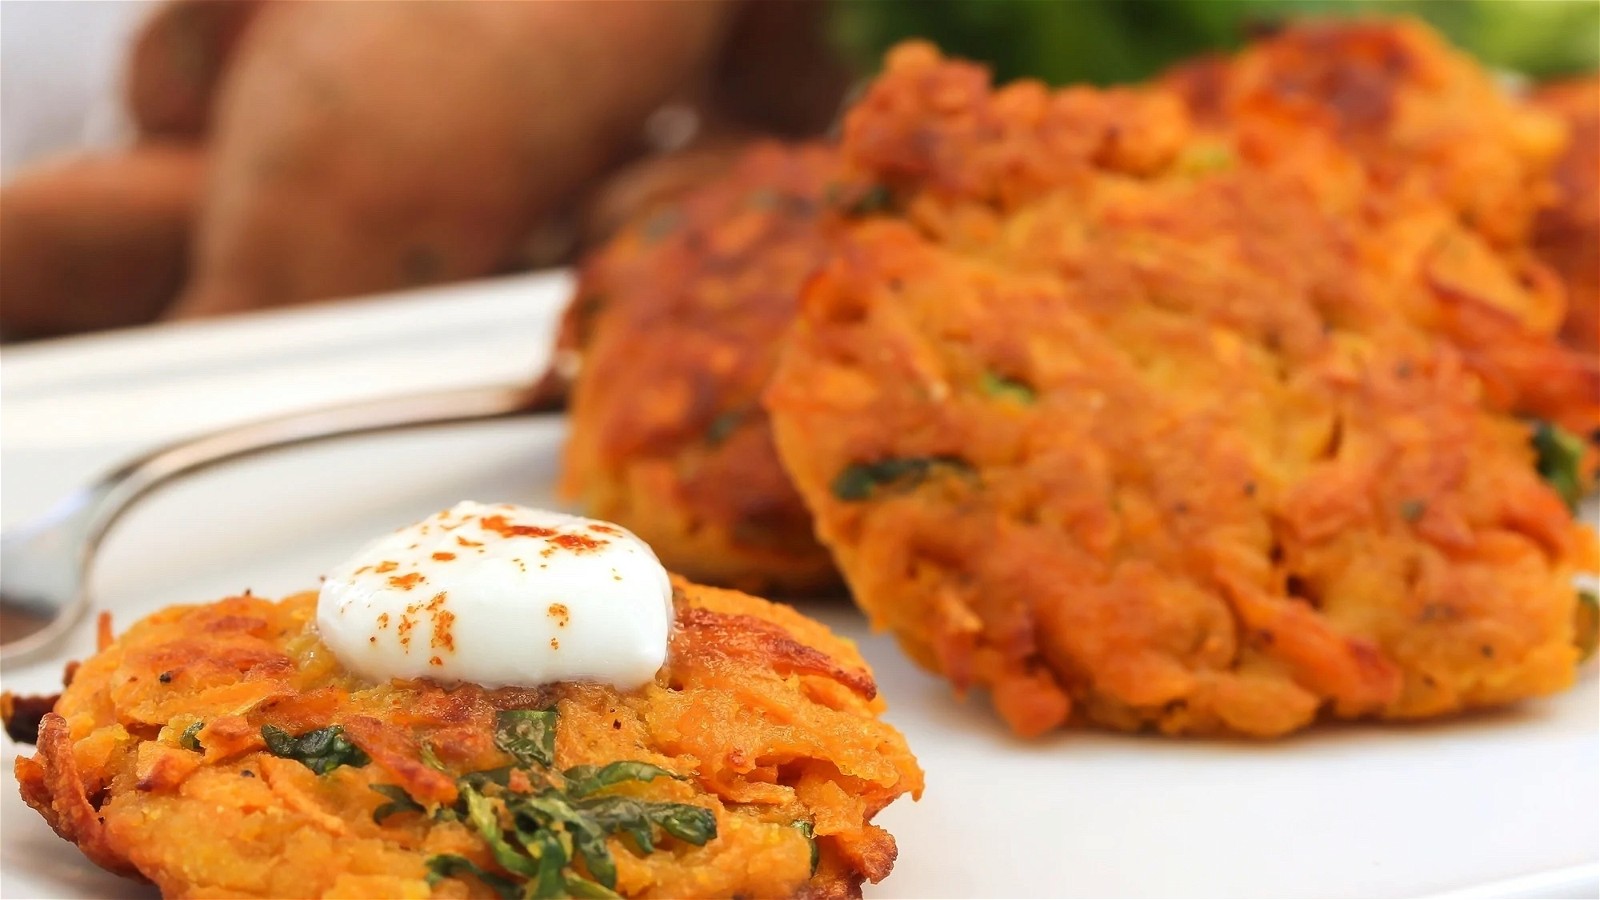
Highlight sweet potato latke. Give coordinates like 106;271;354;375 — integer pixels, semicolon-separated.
1164;18;1565;250
556;19;1597;606
6;580;921;898
1163;18;1596;432
1531;76;1600;355
765;41;1599;739
558;144;842;594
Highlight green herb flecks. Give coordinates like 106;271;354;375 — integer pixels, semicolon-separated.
980;371;1035;403
425;855;521;900
494;709;558;768
1532;420;1588;511
1399;499;1426;522
260;724;369;775
426;708;716;898
706;410;743;446
457;766;517;795
179;721;205;753
562;761;681;798
642;801;717;845
840;183;893;217
793;819;819;876
418;741;448;772
564;876;626;899
371;784;426;823
579;795;661;855
1577;588;1598;663
464;786;544;879
831;455;971;502
1178;142;1235;175
445;782;715;894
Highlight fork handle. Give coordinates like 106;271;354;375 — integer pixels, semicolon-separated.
1;376;562;662
90;375;563;546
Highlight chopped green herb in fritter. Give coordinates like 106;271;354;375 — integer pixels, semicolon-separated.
371;784;426;823
706;410;743;446
562;760;682;797
980;371;1035;403
1532;420;1588;511
260;724;369;775
425;855;522;900
424;707;717;898
793;819;819;875
841;184;893;217
831;456;971;502
179;721;205;753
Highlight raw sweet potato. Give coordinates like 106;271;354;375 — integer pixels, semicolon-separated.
124;0;261;139
167;0;735;319
0;144;204;339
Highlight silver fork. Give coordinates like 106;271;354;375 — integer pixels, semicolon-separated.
0;375;565;665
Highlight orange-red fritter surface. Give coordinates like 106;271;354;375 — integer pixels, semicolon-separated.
766;40;1598;739
1163;18;1596;432
1531;76;1600;355
559;144;842;594
10;582;921;898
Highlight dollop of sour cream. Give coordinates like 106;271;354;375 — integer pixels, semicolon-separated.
316;501;672;689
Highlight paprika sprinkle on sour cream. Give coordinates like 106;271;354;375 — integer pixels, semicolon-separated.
316;501;672;689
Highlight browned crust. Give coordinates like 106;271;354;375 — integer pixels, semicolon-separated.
339;714;458;807
1531;76;1600;356
1163;17;1564;247
677;607;877;700
17;714;143;879
559;142;843;594
1161;18;1597;422
766;36;1596;741
0;691;57;744
10;583;920;897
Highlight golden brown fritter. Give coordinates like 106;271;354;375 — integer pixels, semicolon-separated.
1163;19;1596;433
1164;17;1564;248
558;23;1594;602
8;580;921;898
1532;76;1600;355
558;143;842;594
765;42;1598;740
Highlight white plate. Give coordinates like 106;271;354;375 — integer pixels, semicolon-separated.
2;274;1596;899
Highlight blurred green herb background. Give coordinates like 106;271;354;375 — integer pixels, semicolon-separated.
831;0;1600;85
